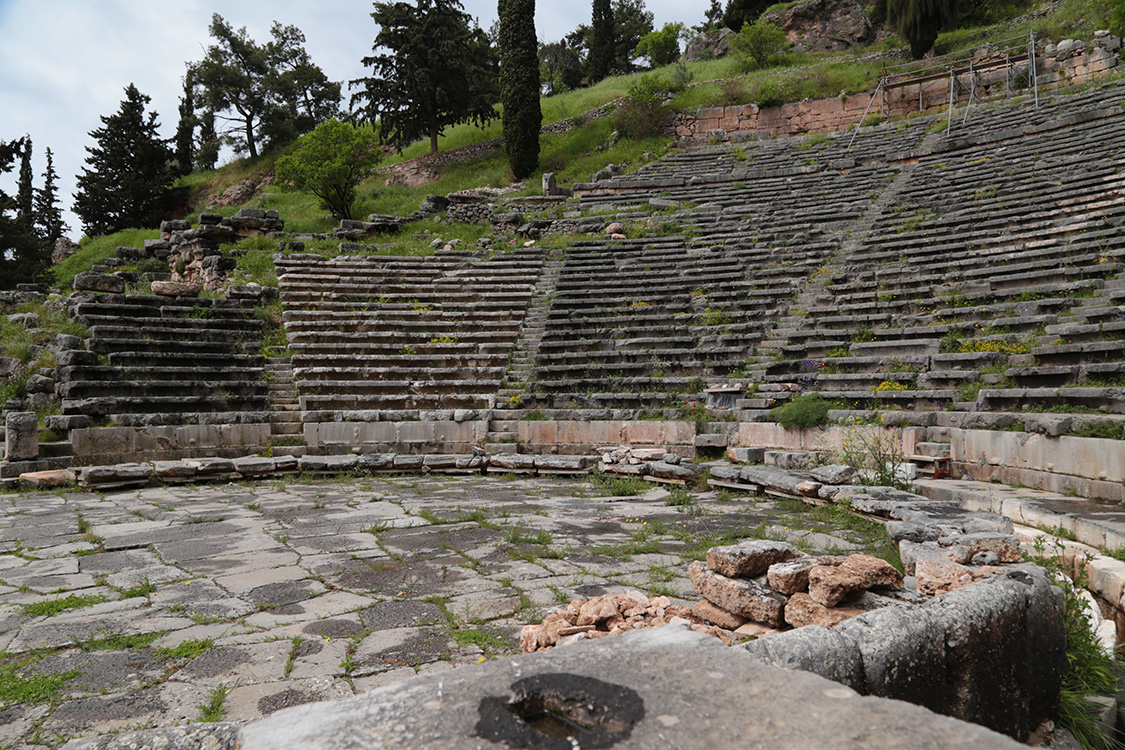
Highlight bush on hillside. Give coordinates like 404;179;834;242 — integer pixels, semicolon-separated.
731;21;790;70
770;394;833;430
274;119;381;220
613;75;671;139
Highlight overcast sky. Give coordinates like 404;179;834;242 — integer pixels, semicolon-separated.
0;0;709;240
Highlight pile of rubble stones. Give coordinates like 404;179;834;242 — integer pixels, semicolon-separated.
523;537;1021;652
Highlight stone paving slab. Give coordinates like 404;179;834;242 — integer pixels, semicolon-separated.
0;475;909;748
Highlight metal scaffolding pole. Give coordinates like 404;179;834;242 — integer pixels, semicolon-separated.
947;68;956;136
847;78;884;150
1030;32;1039;108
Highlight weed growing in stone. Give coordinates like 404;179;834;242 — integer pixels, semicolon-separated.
20;594;109;618
198;684;230;722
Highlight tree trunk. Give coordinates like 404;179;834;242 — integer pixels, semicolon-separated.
430;124;439;154
246;119;258;159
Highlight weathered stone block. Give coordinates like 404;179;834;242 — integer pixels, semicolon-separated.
688;561;786;627
707;540;801;579
4;412;38;461
73;272;125;293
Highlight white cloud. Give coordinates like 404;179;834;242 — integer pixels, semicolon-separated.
0;0;708;239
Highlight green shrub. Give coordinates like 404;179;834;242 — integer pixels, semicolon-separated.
731;21;790;69
613;75;670;140
770;394;833;430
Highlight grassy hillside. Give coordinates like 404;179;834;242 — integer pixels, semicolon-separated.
53;0;1117;286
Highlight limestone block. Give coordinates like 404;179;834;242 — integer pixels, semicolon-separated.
693;598;749;630
687;561;786;627
73;272;125;293
784;592;872;629
742;624;866;692
808;566;866;607
707;540;801;579
767;558;823;594
5;412;38;461
151;281;202;297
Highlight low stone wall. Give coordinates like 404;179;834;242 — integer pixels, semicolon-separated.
70;423;271;466
516;419;697;456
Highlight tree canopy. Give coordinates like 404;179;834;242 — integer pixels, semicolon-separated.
635;22;686;68
0;139;43;288
539;40;583;96
722;0;774;32
567;0;654;80
499;0;541;180
73;84;176;236
351;0;499;154
189;14;340;159
888;0;959;58
274;119;381;220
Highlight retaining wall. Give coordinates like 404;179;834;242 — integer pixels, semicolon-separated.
674;43;1121;139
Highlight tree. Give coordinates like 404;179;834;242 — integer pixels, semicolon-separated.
196;109;219;171
16;137;33;227
33;147;67;249
699;0;724;31
0;139;42;288
588;0;614;82
174;75;196;177
189;14;340;159
611;0;654;73
723;0;773;32
274;119;381;220
570;0;654;80
499;0;541;180
73;84;175;236
635;22;685;68
539;40;583;95
887;0;959;59
731;20;790;68
350;0;499;154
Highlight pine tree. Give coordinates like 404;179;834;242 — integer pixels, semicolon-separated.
887;0;959;59
499;0;541;180
0;139;41;288
34;147;67;249
589;0;614;82
189;14;340;159
174;74;196;177
350;0;499;154
73;84;175;236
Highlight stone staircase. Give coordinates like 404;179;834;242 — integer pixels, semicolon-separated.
266;358;303;448
489;249;566;449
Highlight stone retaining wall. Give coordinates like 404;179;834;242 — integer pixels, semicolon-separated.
674;40;1121;140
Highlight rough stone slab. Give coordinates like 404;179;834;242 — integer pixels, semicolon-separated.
20;469;70;488
489;453;536;470
151;281;202;297
707;539;801;578
808;565;867;607
238;625;1023;750
74;271;125;293
767;557;825;594
687;561;786;627
299;454;359;472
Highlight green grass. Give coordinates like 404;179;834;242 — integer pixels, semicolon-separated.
0;658;79;703
52;228;162;289
118;577;157;599
155;637;214;661
587;470;651;497
20;594;108;618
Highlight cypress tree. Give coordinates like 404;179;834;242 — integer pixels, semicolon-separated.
34;147;67;249
499;0;541;180
16;137;33;227
589;0;614;82
196;109;219;172
174;75;196;177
